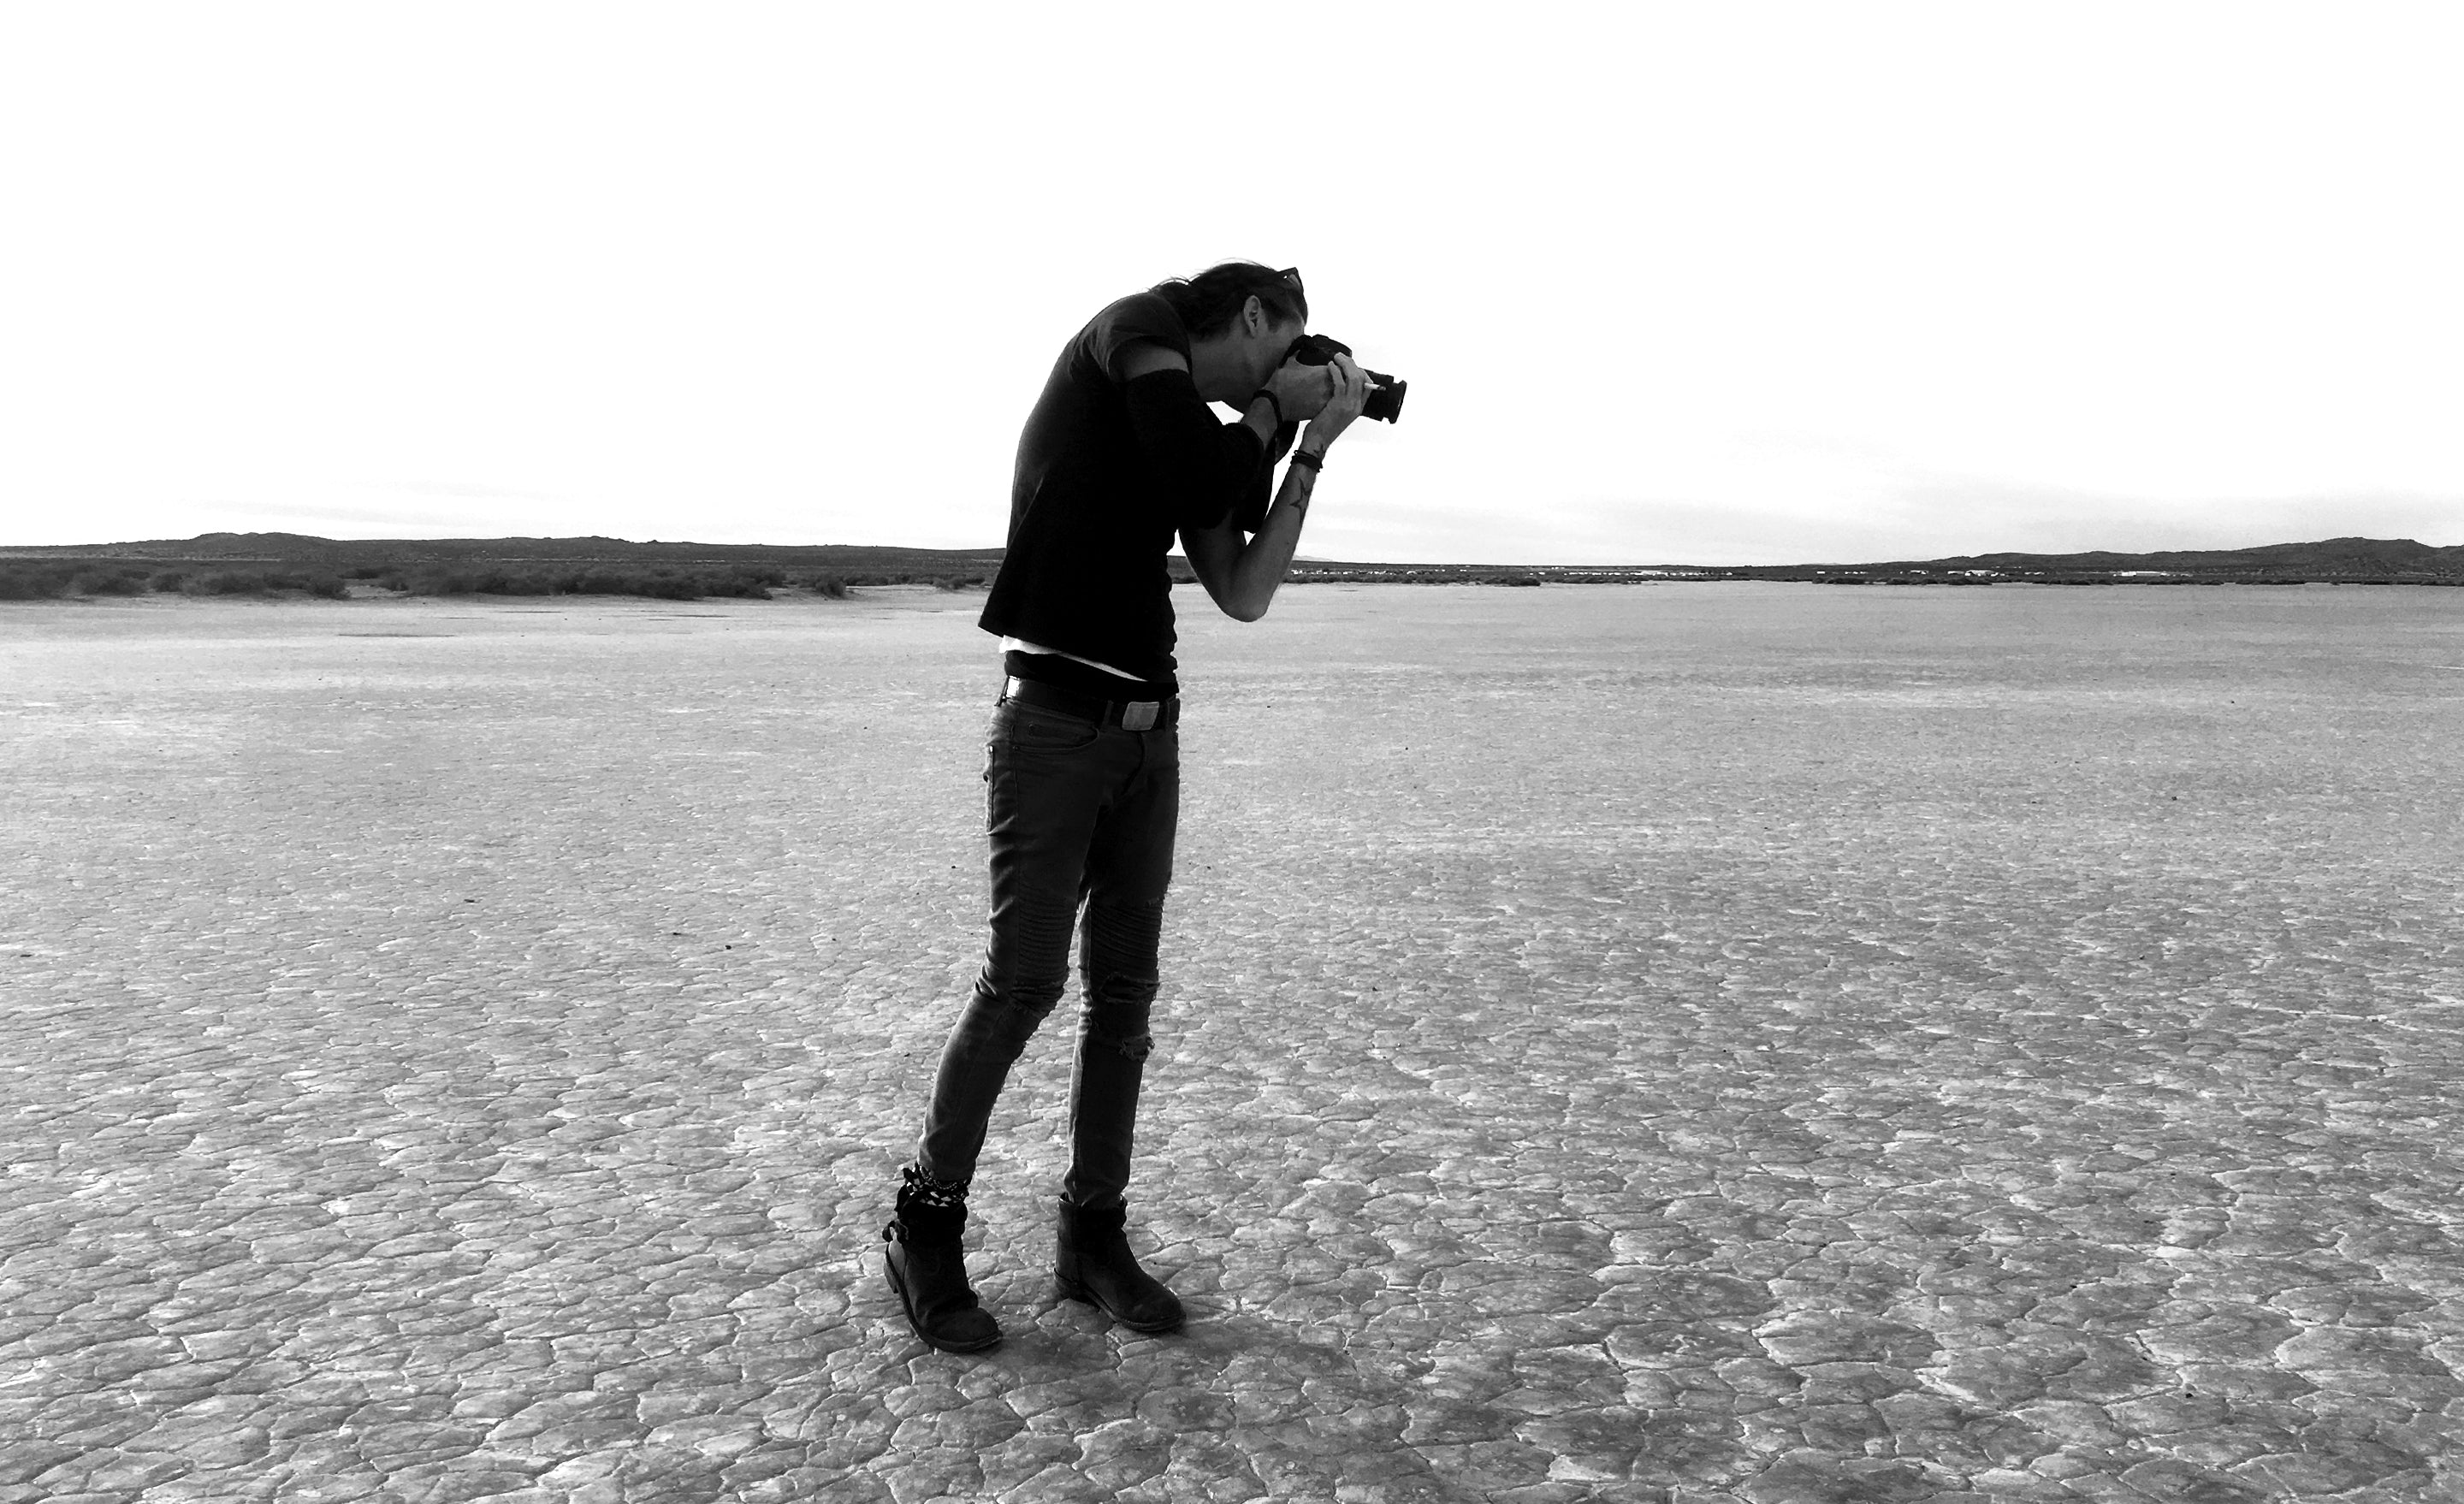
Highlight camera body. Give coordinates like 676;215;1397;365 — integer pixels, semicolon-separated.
1283;335;1407;423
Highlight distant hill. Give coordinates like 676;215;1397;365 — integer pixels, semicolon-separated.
3;532;2460;590
1863;536;2464;576
0;533;1010;603
1733;536;2464;585
0;532;1007;574
1235;536;2464;584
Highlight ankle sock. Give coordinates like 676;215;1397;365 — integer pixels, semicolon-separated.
902;1164;968;1212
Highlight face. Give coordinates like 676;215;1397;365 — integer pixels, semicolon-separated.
1239;297;1307;389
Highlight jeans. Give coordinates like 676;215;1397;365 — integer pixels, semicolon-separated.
912;696;1179;1211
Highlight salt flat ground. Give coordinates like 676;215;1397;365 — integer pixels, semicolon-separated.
2;583;2459;1504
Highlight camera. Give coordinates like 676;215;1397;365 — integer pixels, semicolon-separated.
1283;335;1407;423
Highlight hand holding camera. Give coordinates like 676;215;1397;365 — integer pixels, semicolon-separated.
1282;335;1406;424
1259;334;1408;435
1263;358;1336;424
1303;353;1372;453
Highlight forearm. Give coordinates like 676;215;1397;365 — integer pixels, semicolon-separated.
1222;455;1321;619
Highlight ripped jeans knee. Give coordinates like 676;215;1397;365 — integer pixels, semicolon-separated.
1083;1023;1154;1063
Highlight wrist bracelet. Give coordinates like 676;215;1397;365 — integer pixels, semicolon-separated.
1288;449;1324;472
1252;389;1283;426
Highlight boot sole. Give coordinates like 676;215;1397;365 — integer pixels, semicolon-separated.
1056;1272;1185;1334
886;1252;1002;1353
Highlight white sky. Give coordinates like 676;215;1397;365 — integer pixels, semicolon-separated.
4;3;2460;565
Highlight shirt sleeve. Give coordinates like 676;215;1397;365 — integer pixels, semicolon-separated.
1091;293;1191;382
1122;370;1267;533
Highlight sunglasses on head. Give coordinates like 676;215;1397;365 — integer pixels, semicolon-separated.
1276;267;1303;295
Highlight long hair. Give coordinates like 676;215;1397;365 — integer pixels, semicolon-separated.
1149;261;1307;340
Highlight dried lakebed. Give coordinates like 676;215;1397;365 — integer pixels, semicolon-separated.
3;583;2460;1501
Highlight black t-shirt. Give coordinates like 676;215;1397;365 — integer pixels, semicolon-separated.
978;293;1276;693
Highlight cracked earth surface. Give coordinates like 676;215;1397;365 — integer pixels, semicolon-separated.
3;583;2460;1502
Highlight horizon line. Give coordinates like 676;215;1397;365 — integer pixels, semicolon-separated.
2;530;2455;577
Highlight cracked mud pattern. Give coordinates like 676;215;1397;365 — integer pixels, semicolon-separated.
3;583;2460;1503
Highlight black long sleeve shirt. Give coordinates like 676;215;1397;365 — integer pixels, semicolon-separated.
979;293;1272;692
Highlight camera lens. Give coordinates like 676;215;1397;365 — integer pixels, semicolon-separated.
1363;373;1406;424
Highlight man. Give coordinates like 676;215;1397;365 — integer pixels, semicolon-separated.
884;263;1372;1353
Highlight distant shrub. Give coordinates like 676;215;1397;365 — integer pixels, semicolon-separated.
806;573;850;599
472;569;555;595
182;571;275;595
696;569;779;600
242;571;346;597
0;566;76;600
1495;572;1543;587
72;568;150;595
541;569;701;600
333;561;798;601
146;570;188;593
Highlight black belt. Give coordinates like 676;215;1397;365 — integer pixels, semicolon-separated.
1002;676;1178;731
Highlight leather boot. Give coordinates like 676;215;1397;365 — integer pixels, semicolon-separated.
883;1174;1000;1353
1054;1199;1183;1334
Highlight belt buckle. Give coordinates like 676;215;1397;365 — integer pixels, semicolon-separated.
1121;701;1159;731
